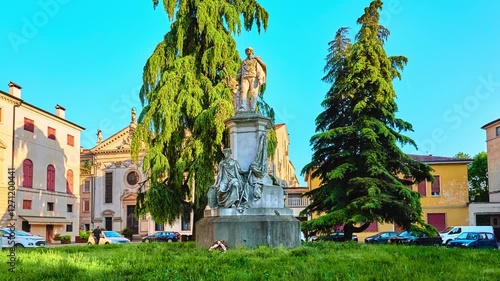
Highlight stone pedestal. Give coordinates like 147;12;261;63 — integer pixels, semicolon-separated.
196;214;300;249
225;112;272;170
197;185;301;249
197;111;300;249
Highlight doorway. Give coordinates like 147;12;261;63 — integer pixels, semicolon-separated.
46;225;54;243
126;205;138;234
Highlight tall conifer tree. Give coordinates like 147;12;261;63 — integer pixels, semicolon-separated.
302;0;435;238
131;0;268;231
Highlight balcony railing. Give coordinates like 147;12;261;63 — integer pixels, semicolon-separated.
285;197;310;208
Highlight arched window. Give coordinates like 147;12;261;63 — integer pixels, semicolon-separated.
47;165;55;192
22;159;33;188
66;169;74;194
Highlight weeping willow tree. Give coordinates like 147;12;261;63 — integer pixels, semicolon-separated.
131;0;269;233
301;0;435;240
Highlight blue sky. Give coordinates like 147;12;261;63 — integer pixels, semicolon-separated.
2;1;500;186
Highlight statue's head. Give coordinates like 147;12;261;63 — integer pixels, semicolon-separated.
245;47;254;57
223;148;232;157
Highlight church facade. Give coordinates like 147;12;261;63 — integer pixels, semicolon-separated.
80;109;193;239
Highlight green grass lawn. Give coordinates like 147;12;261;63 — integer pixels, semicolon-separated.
1;242;499;281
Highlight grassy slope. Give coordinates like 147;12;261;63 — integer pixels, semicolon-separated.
1;242;499;281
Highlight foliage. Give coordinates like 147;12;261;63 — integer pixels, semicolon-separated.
121;227;134;241
301;0;434;239
468;152;489;202
454;152;471;159
53;233;61;241
60;235;71;244
79;230;92;240
131;0;269;229
2;242;500;280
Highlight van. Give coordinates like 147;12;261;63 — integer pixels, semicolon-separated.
440;226;494;245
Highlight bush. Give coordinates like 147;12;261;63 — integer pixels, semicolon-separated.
121;227;133;241
60;235;71;244
79;230;91;240
53;233;61;241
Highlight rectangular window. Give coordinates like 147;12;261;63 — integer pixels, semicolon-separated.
23;200;32;209
496;126;500;136
83;200;90;212
67;204;73;213
105;172;113;203
84;224;90;231
22;221;31;232
67;134;74;146
48;127;56;140
66;223;73;232
83;180;90;193
47;202;54;211
431;175;441;196
155;222;164;231
181;213;191;231
417;180;427;196
24;117;34;132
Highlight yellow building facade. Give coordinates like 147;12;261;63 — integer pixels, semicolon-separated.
304;155;471;241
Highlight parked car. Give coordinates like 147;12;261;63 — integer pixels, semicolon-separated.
365;231;400;244
87;231;130;245
440;226;494;245
315;232;358;242
0;228;46;248
447;232;498;249
142;231;180;243
388;231;442;246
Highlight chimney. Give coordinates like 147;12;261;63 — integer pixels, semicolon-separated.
55;104;66;119
8;81;22;98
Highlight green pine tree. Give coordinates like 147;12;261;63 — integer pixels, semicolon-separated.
131;0;269;232
301;0;435;239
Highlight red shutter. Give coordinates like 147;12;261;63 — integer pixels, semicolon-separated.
365;221;378;232
47;165;55;192
48;127;56;140
67;134;74;146
431;175;440;196
23;159;33;188
23;200;31;209
417;181;427;196
403;176;413;189
427;213;446;231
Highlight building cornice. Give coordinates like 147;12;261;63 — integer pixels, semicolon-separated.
0;90;85;131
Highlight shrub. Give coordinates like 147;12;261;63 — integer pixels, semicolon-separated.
60;235;71;244
79;230;91;240
53;233;61;241
121;227;133;241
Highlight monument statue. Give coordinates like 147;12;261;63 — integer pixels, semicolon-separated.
235;47;266;112
214;148;248;211
131;108;136;124
97;129;103;144
247;134;269;200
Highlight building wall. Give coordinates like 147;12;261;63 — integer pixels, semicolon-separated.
79;153;93;230
304;158;470;240
485;121;500;202
270;124;298;187
0;87;83;241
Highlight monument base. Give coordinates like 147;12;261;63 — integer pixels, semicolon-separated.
196;213;301;249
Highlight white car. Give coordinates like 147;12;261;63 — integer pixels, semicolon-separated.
87;231;130;245
0;228;46;248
